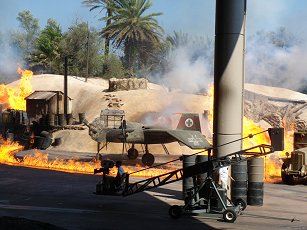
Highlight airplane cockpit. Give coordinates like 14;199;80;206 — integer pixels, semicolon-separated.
100;109;125;129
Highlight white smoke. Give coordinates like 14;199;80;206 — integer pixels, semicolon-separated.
162;47;212;93
245;29;307;91
0;32;24;82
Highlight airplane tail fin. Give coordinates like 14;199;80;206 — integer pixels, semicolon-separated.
176;113;201;132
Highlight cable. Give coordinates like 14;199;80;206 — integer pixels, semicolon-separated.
128;129;269;176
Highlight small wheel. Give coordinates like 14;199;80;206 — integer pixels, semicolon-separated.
142;153;155;166
234;198;247;211
169;205;182;219
223;209;237;223
281;164;295;185
127;148;139;160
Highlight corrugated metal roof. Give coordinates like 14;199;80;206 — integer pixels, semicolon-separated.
26;91;57;100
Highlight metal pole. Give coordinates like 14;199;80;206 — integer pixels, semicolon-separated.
213;0;247;196
64;56;68;117
86;22;90;82
213;0;246;159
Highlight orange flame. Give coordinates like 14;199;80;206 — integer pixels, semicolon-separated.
0;67;33;110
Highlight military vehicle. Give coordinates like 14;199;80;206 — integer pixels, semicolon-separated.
281;131;307;185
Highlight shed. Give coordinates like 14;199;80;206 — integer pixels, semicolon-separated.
25;90;72;124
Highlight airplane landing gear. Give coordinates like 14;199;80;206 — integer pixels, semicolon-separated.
142;145;155;166
127;147;138;160
142;153;155;166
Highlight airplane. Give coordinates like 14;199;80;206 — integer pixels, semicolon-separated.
84;109;211;166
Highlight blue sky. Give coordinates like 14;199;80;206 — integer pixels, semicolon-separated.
1;0;307;91
1;0;307;38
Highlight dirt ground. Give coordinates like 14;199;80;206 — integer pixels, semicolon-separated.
8;74;307;154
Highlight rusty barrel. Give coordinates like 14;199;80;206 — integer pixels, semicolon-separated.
247;158;264;206
182;154;197;204
231;161;247;203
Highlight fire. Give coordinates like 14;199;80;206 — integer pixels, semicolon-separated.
0;140;102;174
206;85;295;182
0;139;173;177
0;67;33;110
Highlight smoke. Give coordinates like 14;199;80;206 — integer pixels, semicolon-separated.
245;28;307;92
161;47;212;93
149;35;214;94
0;32;24;83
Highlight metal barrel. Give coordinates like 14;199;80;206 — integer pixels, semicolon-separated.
58;114;66;126
247;158;264;206
231;161;247;203
182;154;197;204
53;137;62;146
6;133;14;142
34;136;44;149
46;113;55;126
195;155;208;199
78;113;86;124
66;114;73;125
2;111;12;123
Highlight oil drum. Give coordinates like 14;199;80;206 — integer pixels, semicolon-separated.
247;158;264;206
195;155;208;200
182;154;197;204
231;161;247;203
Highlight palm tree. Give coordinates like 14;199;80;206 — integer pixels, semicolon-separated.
102;0;163;73
82;0;115;74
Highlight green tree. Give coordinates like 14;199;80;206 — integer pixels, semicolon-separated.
11;10;40;63
102;0;163;73
30;19;62;73
60;22;103;77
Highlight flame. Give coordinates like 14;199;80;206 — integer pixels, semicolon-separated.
206;86;295;183
0;139;175;177
0;67;33;110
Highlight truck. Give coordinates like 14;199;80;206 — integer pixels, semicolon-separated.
281;131;307;185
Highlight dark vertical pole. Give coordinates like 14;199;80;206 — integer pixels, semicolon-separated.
86;22;90;82
64;56;68;117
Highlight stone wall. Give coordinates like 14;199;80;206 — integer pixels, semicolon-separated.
108;78;148;91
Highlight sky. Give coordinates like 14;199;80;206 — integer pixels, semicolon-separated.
1;0;307;38
1;0;307;91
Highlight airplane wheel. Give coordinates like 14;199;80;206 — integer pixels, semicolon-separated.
234;198;247;211
127;148;138;160
169;205;182;219
223;209;237;223
142;153;155;166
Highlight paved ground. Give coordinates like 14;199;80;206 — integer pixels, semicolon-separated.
0;162;306;230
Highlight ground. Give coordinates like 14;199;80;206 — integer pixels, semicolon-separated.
0;162;306;230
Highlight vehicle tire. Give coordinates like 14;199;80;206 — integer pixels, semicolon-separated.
234;198;247;211
127;148;138;160
281;164;295;185
169;205;182;219
142;153;155;166
223;209;237;223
